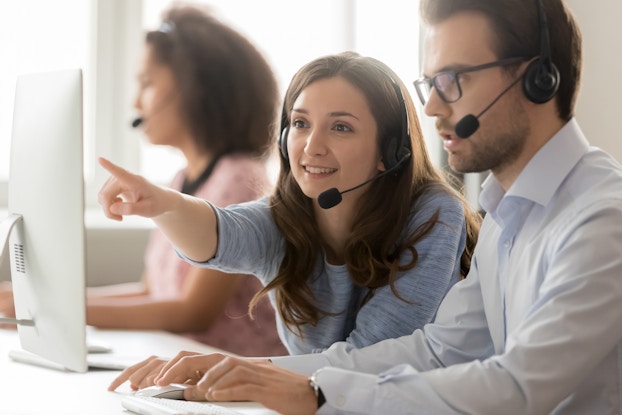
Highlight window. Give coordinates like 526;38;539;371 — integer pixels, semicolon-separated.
1;0;422;209
0;0;92;206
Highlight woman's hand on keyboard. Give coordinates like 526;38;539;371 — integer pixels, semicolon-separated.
108;351;204;391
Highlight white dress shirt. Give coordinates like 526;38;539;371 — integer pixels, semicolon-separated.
273;119;622;414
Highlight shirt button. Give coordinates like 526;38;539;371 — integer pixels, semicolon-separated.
504;240;511;248
335;395;346;407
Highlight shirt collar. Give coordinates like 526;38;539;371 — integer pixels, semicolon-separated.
480;118;589;213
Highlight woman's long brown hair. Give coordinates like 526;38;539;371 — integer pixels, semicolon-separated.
250;52;480;337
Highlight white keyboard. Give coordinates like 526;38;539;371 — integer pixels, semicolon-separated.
121;395;244;415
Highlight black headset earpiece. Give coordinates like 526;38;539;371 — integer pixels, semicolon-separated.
278;99;290;160
522;59;560;104
382;78;412;172
522;0;560;104
279;125;290;160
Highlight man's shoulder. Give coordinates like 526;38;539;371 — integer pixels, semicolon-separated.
549;147;622;228
568;147;622;201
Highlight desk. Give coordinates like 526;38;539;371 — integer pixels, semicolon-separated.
0;328;280;415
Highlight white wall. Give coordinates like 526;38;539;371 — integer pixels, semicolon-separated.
565;0;622;162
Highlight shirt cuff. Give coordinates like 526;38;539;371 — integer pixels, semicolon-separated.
271;353;331;376
313;367;378;415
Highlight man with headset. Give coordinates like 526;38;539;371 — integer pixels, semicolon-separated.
110;0;622;413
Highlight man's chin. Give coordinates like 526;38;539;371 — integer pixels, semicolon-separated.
447;156;467;174
447;159;481;175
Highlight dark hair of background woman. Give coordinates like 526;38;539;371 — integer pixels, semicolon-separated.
146;5;279;158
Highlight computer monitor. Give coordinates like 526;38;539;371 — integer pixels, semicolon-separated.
0;69;88;372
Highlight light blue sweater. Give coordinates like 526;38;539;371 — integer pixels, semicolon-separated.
182;189;467;355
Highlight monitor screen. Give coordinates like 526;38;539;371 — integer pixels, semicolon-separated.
2;69;88;372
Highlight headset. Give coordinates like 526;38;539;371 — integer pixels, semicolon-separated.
522;0;560;104
455;0;562;138
279;75;412;173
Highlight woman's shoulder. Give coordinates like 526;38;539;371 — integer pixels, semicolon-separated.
404;183;468;240
413;182;464;214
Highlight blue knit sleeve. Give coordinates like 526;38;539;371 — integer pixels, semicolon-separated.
179;197;285;285
345;189;467;347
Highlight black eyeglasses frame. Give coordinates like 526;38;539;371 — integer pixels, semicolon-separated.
413;57;528;106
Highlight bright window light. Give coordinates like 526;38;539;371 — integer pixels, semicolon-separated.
0;0;91;183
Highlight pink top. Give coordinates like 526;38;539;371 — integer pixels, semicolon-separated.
143;155;287;357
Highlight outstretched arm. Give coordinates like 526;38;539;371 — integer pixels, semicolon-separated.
98;157;217;262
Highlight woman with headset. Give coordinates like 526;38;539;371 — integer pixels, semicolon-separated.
99;51;481;365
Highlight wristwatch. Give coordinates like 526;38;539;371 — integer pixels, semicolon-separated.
308;372;327;409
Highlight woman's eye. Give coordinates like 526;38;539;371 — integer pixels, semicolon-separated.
334;123;352;133
292;119;306;129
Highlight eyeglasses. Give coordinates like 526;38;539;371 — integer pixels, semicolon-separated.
413;57;526;106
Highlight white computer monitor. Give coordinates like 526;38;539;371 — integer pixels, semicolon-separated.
0;69;88;372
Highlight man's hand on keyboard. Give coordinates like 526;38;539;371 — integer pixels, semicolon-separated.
189;355;318;415
109;351;317;415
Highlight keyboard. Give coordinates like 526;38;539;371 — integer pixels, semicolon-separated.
121;395;244;415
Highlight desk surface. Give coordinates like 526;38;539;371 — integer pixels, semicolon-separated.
0;328;280;415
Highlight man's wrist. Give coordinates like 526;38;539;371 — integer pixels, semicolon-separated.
308;372;326;409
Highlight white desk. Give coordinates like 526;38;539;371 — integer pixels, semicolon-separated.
0;328;280;415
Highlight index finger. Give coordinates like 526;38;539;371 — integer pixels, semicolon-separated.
97;157;144;220
98;157;135;181
108;355;160;391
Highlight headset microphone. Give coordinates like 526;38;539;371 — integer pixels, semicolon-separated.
317;188;342;209
130;93;177;129
454;114;479;140
455;76;522;139
131;117;143;128
317;152;410;209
